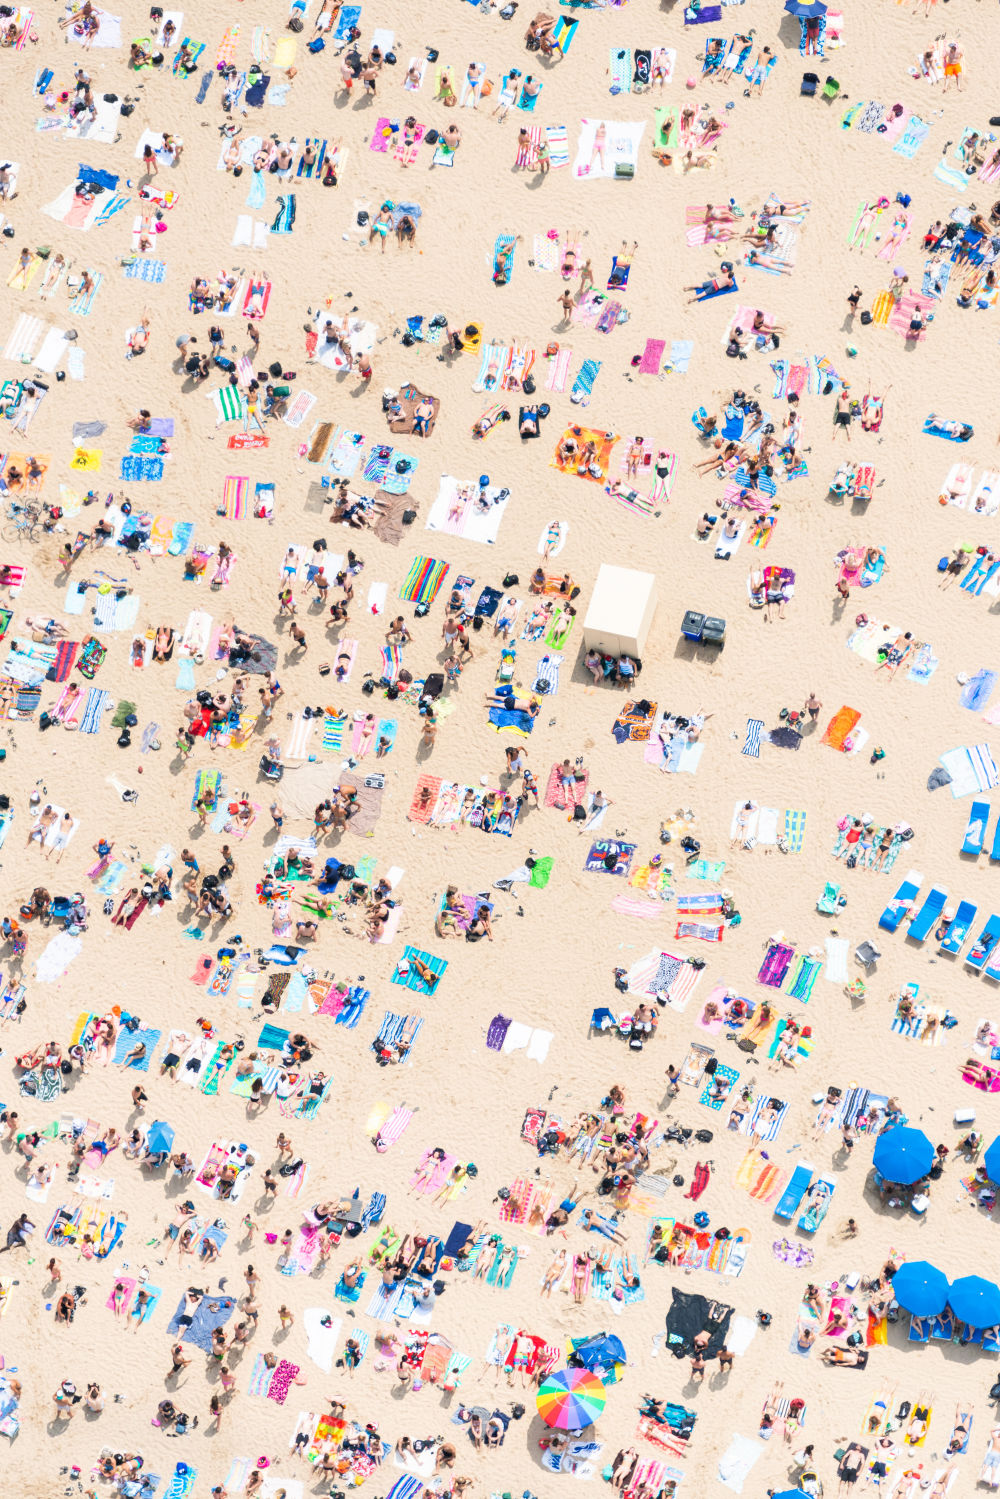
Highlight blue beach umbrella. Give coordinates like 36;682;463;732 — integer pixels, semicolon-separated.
891;1261;950;1318
983;1136;1000;1185
146;1120;175;1155
872;1125;934;1185
948;1275;1000;1329
784;0;828;16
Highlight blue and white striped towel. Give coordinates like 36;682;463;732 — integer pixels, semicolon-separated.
742;718;763;757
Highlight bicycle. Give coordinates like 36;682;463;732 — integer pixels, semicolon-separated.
2;499;43;544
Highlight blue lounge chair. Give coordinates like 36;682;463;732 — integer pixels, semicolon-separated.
879;871;921;933
940;900;977;954
774;1160;814;1221
797;1174;835;1233
966;915;1000;971
962;800;990;855
907;886;947;942
991;816;1000;862
908;1315;931;1343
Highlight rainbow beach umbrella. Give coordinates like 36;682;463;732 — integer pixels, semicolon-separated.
536;1368;606;1429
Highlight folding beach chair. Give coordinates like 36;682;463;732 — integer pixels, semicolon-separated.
801;72;819;96
822;77;840;99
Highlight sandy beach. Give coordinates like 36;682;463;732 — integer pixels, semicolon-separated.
2;1;1000;1496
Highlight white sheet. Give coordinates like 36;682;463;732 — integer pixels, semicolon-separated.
757;806;779;845
573;118;646;180
65;97;121;145
824;936;849;983
426;475;510;545
155;11;183;48
216;133;263;171
35;327;69;373
33;931;83;984
66;6;123;47
502;1020;532;1054
718;1434;764;1494
305;1313;344;1373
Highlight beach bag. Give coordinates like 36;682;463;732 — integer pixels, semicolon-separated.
614;162;635;179
288;13;303;29
307;35;324;52
572;804;587;821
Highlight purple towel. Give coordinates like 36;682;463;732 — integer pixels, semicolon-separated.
147;418;175;437
757;943;794;988
684;3;723;23
487;1014;511;1051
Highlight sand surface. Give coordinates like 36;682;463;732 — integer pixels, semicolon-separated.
1;0;1000;1495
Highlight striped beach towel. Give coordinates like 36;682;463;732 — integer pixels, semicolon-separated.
545;347;573;392
787;954;821;1002
209;385;245;425
400;555;449;605
675;920;724;942
322;712;347;751
385;1478;424;1499
223;475;249;518
741;718;763;757
380;643;402;682
374;1106;413;1152
534;652;561;696
79;687;111;734
50;641;78;681
676;892;723;915
515;127;541;168
68;271;102;315
545;124;569;169
247;1353;272;1396
784;808;807;851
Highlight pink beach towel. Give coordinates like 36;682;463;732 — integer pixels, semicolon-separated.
639;339;665;374
545;348;573;392
223;475;249;519
267;1359;300;1404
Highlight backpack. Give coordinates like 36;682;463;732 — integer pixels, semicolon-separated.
572;804;587;821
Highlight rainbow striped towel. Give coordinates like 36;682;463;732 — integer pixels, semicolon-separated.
400;555;449;605
223;474;248;518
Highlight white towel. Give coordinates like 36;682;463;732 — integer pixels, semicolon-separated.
303;1308;341;1373
730;800;759;842
33;931;83;984
824;937;849;983
253;219;270;249
725;1315;757;1356
715;522;745;559
717;1434;764;1493
232;215;253;247
757;807;779;845
367;582;388;614
526;1028;553;1064
502;1020;532;1054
